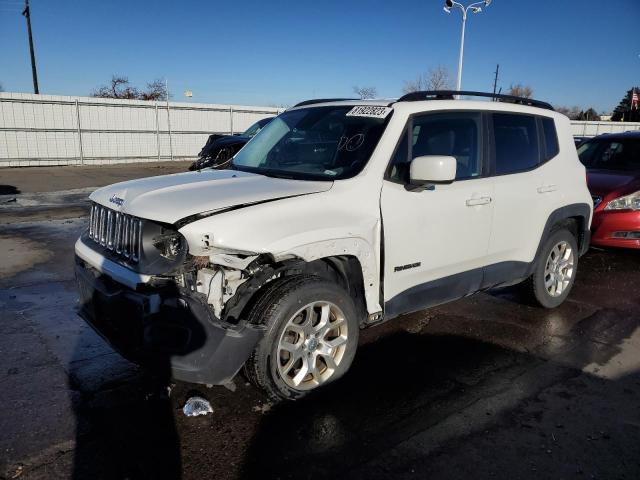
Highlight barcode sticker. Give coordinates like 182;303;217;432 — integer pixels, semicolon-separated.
345;105;392;119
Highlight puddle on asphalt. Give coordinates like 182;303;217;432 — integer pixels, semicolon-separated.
0;234;53;279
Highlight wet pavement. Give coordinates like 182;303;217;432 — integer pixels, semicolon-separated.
1;211;640;479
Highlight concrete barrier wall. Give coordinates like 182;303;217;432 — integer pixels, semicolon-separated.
0;92;281;167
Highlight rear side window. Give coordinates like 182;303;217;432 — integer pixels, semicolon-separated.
541;117;560;160
492;113;540;175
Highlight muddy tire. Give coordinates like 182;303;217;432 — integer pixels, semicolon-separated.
526;228;578;308
244;275;359;401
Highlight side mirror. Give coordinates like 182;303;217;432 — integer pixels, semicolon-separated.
409;155;457;188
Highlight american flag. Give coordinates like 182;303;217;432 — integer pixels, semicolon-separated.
633;89;639;109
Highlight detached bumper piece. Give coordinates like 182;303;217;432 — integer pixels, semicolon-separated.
75;256;263;385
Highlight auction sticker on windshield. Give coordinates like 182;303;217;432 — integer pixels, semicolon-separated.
346;105;392;119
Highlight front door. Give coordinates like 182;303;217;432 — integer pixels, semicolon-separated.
381;111;493;317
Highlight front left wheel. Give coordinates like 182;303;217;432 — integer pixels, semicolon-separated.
244;275;360;401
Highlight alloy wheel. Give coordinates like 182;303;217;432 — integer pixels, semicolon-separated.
276;301;349;390
544;240;575;297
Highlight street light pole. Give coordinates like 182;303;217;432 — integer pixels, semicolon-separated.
443;0;492;93
456;8;467;92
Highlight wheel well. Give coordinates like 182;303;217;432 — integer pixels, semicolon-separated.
223;255;368;325
306;256;368;320
552;215;587;251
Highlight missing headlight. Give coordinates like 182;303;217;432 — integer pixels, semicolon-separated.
153;231;186;260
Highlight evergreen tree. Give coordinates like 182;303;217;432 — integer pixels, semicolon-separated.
611;87;640;122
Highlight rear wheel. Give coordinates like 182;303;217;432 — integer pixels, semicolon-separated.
527;228;578;308
244;275;360;401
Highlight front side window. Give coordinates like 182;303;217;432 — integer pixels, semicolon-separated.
578;138;640;171
387;111;482;183
493;113;540;174
232;106;391;180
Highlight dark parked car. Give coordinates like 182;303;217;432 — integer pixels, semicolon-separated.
573;136;589;147
578;132;640;248
189;117;274;171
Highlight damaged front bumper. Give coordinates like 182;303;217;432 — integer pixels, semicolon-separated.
75;255;264;385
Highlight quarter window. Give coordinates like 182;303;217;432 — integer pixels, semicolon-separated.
541;117;560;160
492;113;540;174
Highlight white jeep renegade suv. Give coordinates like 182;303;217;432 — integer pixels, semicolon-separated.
75;91;592;400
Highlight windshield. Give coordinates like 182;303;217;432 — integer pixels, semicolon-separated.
231;106;392;180
578;138;640;171
242;118;272;137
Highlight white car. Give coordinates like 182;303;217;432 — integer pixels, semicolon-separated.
75;92;592;400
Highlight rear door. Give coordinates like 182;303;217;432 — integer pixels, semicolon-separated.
381;111;494;317
485;112;547;277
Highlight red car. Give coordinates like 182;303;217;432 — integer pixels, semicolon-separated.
578;132;640;248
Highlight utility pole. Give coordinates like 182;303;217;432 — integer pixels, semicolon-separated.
22;0;39;94
492;64;500;98
165;78;173;161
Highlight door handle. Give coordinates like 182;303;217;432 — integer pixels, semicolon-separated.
465;196;492;206
537;184;557;193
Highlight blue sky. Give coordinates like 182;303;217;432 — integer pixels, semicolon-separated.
1;0;638;112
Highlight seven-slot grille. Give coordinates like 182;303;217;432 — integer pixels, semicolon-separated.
88;203;143;262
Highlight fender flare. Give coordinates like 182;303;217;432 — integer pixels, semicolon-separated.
529;202;592;273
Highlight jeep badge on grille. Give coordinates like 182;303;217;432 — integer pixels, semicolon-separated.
109;194;124;207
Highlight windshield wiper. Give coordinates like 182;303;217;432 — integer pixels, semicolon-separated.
258;169;297;180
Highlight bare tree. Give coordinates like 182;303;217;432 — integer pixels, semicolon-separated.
140;79;168;101
353;86;378;100
507;83;533;99
555;105;583;120
92;75;168;101
403;66;453;94
92;75;140;99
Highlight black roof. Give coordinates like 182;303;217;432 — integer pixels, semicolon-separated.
291;91;555;111
293;98;358;107
395;90;554;111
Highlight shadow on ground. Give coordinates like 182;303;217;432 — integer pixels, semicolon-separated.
67;269;640;480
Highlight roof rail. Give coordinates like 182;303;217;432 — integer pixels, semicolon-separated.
396;90;554;111
293;98;358;108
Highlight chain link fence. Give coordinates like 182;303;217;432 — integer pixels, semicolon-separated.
0;92;281;167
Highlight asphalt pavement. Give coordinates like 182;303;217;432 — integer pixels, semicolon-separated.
1;168;639;479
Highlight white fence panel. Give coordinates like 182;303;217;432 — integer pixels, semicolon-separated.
571;121;640;137
0;92;280;167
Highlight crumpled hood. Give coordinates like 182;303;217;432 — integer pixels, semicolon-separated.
89;169;333;224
